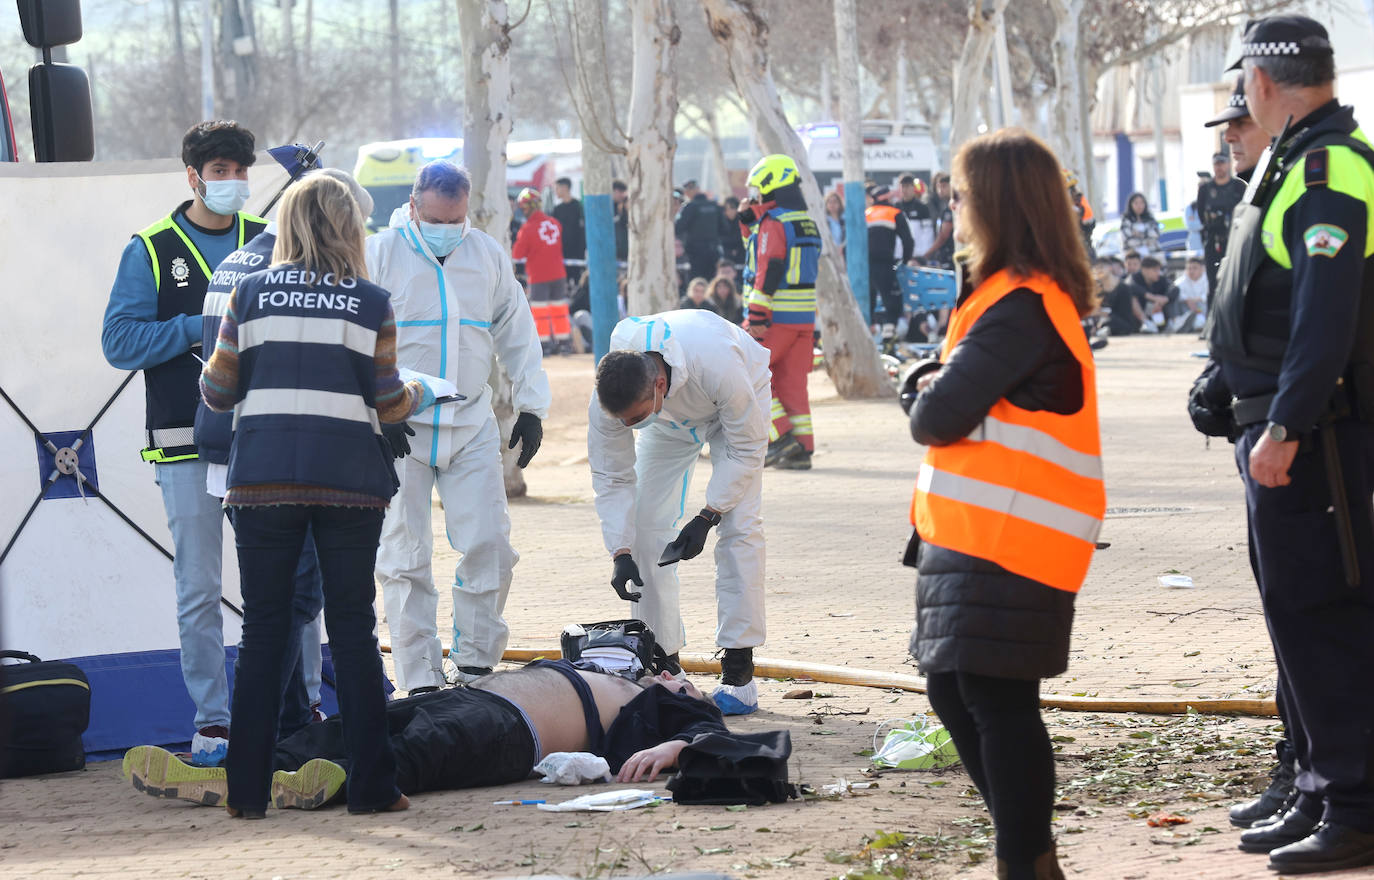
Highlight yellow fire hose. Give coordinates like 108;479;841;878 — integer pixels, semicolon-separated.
379;644;1278;717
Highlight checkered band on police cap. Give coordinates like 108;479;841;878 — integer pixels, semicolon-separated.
1227;15;1333;71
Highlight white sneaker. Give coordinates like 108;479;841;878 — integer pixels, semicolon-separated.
191;726;229;767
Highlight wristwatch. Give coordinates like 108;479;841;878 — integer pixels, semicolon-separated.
698;508;722;527
1266;422;1289;443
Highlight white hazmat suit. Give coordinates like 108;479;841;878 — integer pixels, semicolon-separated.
367;219;551;690
588;310;772;655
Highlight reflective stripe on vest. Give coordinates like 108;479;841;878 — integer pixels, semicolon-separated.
911;269;1105;593
765;208;820;321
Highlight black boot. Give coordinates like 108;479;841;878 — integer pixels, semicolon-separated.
995;844;1066;880
1268;822;1374;874
764;433;802;467
720;647;754;686
775;446;813;470
1238;805;1320;853
1230;756;1297;828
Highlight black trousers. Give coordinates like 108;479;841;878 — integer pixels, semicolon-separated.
925;671;1053;870
869;262;901;324
1237;421;1374;830
274;687;537;795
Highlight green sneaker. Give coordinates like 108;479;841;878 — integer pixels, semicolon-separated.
123;745;227;806
272;758;347;810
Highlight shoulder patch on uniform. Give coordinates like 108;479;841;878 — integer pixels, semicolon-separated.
1305;147;1329;188
1304;223;1348;258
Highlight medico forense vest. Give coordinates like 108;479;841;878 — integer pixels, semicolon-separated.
911;269;1105;593
136;203;267;460
226;266;398;501
742;207;820;325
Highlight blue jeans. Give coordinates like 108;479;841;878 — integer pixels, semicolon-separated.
226;505;398;814
154;460;229;730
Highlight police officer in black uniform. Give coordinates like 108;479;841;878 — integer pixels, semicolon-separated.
1200;75;1313;832
1197;143;1247;292
1200;15;1374;874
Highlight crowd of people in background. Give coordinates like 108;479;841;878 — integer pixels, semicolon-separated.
501;147;1247;362
507;167;962;353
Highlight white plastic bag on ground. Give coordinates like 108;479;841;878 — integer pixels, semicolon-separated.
533;752;612;785
870;715;962;770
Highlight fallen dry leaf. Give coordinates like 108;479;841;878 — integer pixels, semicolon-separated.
783;689;814;700
1147;813;1191;827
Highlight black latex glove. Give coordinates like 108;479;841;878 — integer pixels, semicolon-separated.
381;422;416;460
900;359;943;415
660;515;715;566
611;554;643;602
508;412;543;468
1187;360;1236;440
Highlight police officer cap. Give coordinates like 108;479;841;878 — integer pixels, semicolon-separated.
1226;14;1333;71
1204;77;1249;128
268;142;324;179
866;184;891;200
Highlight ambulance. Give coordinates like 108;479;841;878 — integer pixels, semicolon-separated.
797;119;940;193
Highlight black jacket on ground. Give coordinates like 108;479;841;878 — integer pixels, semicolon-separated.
908;288;1085;680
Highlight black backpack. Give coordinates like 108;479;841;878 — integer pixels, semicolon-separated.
667;729;798;806
0;650;91;778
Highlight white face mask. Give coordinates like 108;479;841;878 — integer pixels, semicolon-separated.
625;387;663;430
198;176;251;216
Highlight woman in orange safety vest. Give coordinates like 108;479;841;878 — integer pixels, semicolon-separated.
902;129;1104;880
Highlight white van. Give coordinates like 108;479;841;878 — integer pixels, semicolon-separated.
797;120;940;193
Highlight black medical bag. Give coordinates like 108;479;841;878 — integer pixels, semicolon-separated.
0;650;90;778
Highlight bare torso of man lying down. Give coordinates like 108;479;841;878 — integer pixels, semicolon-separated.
124;660;727;810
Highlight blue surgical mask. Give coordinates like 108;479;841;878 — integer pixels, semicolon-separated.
417;220;466;257
198;176;251;216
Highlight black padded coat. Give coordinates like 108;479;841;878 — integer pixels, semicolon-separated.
908;287;1085;681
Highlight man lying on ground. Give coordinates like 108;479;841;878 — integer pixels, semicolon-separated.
123;659;726;811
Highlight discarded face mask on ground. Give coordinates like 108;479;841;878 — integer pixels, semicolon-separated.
534;751;611;785
870;715;961;770
535;789;667;812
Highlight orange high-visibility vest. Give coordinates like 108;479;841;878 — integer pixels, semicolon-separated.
911;268;1105;593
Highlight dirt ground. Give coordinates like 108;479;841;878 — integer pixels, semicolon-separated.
3;335;1361;880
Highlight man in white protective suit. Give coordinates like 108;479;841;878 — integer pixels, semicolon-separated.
588;309;772;715
367;160;551;692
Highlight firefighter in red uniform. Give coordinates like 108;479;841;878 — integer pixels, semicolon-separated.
512;187;572;353
739;154;822;470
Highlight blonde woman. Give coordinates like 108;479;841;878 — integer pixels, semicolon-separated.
200;172;433;818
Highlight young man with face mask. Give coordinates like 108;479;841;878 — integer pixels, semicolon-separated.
587;310;772;715
365;160;551;694
100;120;266;767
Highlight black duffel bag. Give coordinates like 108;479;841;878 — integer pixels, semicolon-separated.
0;650;91;778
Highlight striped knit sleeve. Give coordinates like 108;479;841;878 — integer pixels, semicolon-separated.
374;303;422;424
200;287;243;413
